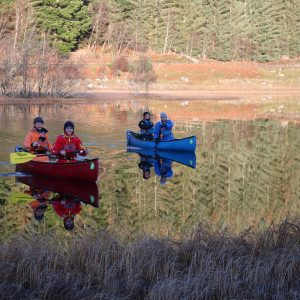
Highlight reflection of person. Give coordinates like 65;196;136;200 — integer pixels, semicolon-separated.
138;112;154;140
154;112;174;142
26;187;50;221
52;121;88;161
52;197;82;231
154;158;173;185
24;116;51;155
138;155;154;180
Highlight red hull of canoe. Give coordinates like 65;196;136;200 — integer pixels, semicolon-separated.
17;176;99;207
16;158;99;183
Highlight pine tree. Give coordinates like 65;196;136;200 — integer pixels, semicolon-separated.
287;0;300;57
247;0;283;62
160;0;180;53
31;0;91;54
230;0;253;60
199;0;218;59
210;0;234;61
145;0;162;51
172;0;205;56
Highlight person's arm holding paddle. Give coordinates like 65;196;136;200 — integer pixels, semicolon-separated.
51;121;88;161
24;117;51;154
154;121;162;146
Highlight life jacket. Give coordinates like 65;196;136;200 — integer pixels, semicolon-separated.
29;200;46;210
139;119;154;134
52;133;86;160
154;120;174;141
154;158;173;178
24;127;51;153
52;199;82;218
25;187;51;201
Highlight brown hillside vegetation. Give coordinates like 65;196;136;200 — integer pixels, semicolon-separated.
154;60;260;82
70;49;300;90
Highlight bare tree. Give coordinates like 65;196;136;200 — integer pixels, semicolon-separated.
129;56;157;96
88;0;110;55
0;48;18;95
0;33;82;98
107;22;129;58
0;3;14;41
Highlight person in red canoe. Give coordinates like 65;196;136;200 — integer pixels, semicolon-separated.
51;121;88;161
24;116;51;154
52;197;82;231
26;187;50;222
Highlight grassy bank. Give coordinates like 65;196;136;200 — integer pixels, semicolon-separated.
1;219;300;299
69;50;300;92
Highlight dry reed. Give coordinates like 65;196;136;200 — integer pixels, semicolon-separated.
1;219;300;299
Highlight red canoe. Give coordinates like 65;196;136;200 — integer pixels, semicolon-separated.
16;158;99;183
17;176;100;207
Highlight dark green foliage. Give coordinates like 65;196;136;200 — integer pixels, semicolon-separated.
1;0;300;61
286;0;300;57
247;0;283;61
30;0;91;54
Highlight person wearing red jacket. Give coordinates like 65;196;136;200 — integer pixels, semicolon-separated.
52;197;82;231
51;121;88;161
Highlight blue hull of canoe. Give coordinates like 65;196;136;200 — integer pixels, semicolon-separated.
126;130;196;152
127;147;196;169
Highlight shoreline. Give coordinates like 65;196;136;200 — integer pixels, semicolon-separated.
0;87;300;104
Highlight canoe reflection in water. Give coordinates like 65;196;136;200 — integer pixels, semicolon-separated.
128;147;196;184
16;176;99;231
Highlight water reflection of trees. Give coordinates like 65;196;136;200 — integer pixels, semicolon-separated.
2;119;300;238
99;120;300;236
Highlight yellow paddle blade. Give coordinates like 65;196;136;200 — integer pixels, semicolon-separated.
9;192;33;203
10;152;37;164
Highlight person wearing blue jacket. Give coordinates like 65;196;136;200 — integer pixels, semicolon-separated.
154;157;173;185
154;112;174;142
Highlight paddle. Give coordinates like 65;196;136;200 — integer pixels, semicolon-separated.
10;141;98;165
10;152;55;164
155;124;163;149
10;146;94;164
9;192;34;203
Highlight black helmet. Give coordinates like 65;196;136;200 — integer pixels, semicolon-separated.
64;121;75;131
64;217;75;231
34;210;45;222
33;117;44;124
143;170;150;180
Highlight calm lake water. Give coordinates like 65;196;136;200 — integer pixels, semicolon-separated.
0;99;299;239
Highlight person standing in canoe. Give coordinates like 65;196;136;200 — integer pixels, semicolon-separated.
154;112;174;142
51;121;88;161
24;117;51;154
139;111;154;140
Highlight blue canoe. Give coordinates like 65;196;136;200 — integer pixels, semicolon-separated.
127;147;196;168
126;130;196;152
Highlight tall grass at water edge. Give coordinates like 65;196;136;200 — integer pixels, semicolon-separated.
1;219;300;299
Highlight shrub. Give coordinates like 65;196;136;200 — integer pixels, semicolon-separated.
111;56;129;74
